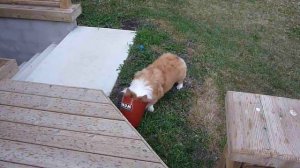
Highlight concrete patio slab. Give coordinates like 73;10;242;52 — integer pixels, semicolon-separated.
24;26;136;95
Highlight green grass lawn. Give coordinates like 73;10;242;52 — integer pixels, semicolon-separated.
77;0;300;167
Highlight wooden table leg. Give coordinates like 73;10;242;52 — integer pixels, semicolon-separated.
216;144;242;168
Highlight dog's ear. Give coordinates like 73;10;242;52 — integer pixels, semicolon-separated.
122;88;131;96
122;88;137;98
121;88;128;94
140;95;151;102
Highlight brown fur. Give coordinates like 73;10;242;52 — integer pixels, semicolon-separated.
132;53;186;104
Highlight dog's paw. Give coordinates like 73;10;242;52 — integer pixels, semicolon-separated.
176;83;183;90
147;105;155;112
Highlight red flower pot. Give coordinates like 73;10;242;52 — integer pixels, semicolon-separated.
120;95;148;127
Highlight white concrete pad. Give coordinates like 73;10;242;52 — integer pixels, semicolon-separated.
13;44;57;81
12;53;40;80
25;26;136;95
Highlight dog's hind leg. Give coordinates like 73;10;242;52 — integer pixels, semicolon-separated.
176;82;184;90
147;105;155;112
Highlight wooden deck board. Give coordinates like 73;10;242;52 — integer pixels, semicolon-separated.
0;105;139;139
260;95;300;161
0;161;38;168
0;91;122;120
0;140;164;168
0;80;166;167
226;92;271;162
0;80;109;103
0;121;159;162
226;91;300;167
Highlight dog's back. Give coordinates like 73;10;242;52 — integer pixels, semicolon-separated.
134;53;187;101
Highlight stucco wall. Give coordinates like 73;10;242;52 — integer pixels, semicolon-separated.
0;18;76;64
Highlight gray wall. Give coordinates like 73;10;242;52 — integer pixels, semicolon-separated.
0;18;77;64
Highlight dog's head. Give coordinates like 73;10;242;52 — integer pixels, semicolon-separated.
122;88;150;103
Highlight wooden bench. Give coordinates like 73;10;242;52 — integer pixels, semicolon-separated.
0;0;81;22
219;91;300;168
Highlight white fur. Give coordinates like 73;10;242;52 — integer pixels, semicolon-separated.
179;57;187;68
147;105;154;112
128;78;153;99
176;83;183;90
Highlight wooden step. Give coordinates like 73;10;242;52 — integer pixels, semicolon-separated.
0;58;18;80
0;3;81;22
0;121;158;162
0;91;122;120
0;161;37;168
0;0;60;7
0;104;139;139
0;139;164;168
0;79;109;103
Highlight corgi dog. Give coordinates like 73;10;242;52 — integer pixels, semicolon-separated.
122;53;187;112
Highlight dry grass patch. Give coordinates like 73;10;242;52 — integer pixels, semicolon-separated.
188;77;225;153
150;19;187;43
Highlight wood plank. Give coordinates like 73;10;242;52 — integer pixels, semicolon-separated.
260;95;300;167
0;79;109;103
0;59;18;80
59;0;71;8
217;144;243;168
0;121;159;162
226;92;272;165
1;0;60;2
226;157;242;168
105;97;169;168
46;0;61;1
0;161;38;168
69;2;81;21
241;163;273;168
0;4;81;22
0;0;60;7
0;139;165;168
218;144;242;168
226;91;300;167
0;60;6;67
25;0;61;2
0;105;139;139
0;91;122;120
216;145;226;168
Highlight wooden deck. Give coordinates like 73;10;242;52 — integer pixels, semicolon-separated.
225;91;300;167
0;79;167;168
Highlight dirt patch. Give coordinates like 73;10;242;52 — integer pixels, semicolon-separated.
109;77;125;108
188;77;224;153
121;19;140;30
